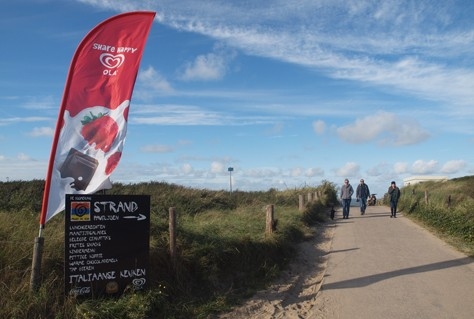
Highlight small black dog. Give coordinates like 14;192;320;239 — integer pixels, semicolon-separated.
330;206;335;220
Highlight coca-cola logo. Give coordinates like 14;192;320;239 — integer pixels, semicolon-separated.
69;286;91;296
132;278;146;289
100;53;125;68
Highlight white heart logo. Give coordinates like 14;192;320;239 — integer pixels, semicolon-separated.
100;53;125;69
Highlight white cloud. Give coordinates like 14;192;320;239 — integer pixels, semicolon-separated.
28;127;54;137
210;161;225;173
244;168;280;178
140;144;174;153
394;162;408;174
366;165;383;177
265;123;284;136
312;120;326;135
137;66;174;95
0;155;46;181
181;163;193;174
17;153;31;161
81;0;474;110
336;162;360;178
366;162;400;179
131;104;225;126
337;111;430;146
441;160;466;174
179;51;228;81
305;167;324;177
291;167;303;177
22;95;57;110
411;159;438;174
0;117;50;126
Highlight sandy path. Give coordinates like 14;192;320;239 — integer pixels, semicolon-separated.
214;219;336;319
214;205;474;319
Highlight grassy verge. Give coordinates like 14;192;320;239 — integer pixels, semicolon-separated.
3;175;471;318
393;175;474;257
0;180;338;319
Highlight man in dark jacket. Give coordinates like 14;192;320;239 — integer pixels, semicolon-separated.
388;181;401;218
356;179;370;215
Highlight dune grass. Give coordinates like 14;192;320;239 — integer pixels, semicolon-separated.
0;180;337;319
392;175;474;256
2;175;472;318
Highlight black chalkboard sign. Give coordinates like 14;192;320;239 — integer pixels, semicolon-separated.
64;194;150;297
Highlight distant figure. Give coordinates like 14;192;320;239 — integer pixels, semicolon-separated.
340;178;354;219
356;179;370;215
330;206;336;220
388;181;401;218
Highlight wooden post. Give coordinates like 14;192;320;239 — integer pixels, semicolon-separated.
265;205;275;236
424;191;428;204
314;191;319;202
299;194;304;211
307;192;312;203
169;207;176;266
30;236;44;292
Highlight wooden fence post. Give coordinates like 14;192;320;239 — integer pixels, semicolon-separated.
299;194;304;211
424;191;428;204
169;207;176;267
307;192;313;203
314;191;319;202
265;205;275;236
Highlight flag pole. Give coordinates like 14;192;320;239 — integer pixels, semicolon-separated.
29;236;45;292
29;42;71;292
29;95;65;292
30;160;61;292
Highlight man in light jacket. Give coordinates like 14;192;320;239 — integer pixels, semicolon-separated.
340;178;354;219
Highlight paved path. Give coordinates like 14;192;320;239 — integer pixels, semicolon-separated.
310;205;474;319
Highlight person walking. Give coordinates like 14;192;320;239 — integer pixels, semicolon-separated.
356;179;370;215
340;178;354;219
388;181;401;218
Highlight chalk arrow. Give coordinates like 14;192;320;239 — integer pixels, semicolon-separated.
123;214;147;221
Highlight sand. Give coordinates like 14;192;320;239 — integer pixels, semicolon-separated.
213;222;335;319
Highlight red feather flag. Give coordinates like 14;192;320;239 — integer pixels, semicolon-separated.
39;11;155;226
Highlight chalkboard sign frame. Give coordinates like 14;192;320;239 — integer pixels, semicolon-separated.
64;194;150;297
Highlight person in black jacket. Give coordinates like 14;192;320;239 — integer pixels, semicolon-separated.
356;179;370;215
388;181;401;218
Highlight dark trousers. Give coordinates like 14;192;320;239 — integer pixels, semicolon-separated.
359;197;367;213
342;199;351;218
390;200;398;216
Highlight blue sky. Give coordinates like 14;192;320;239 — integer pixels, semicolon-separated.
1;0;473;197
